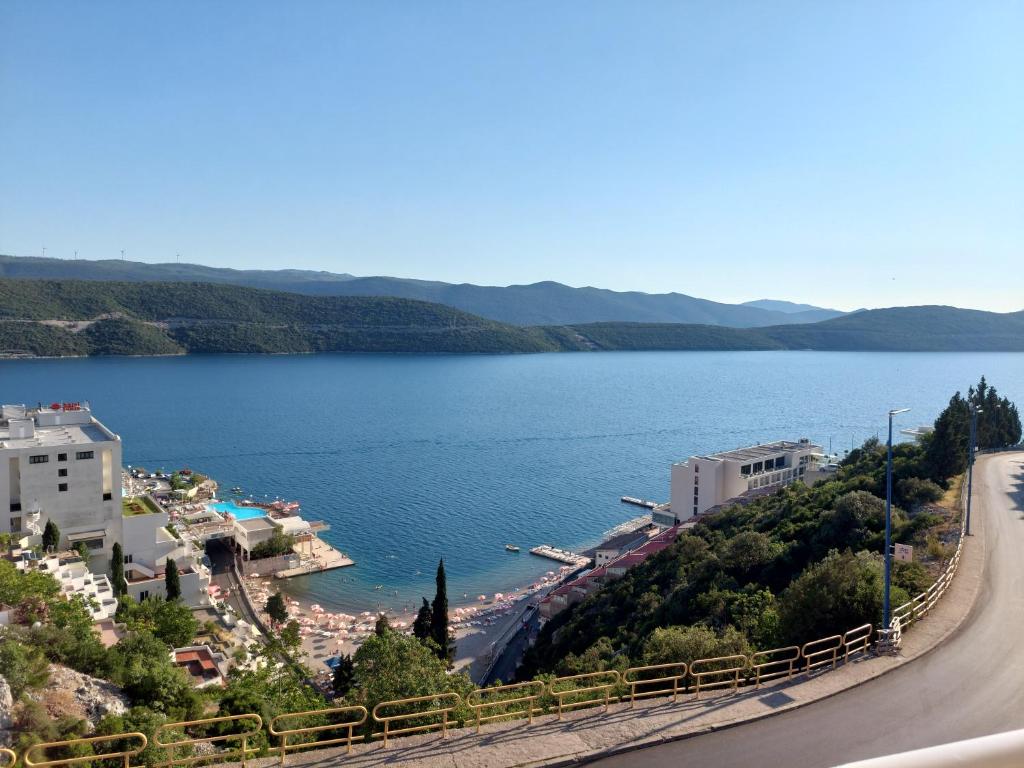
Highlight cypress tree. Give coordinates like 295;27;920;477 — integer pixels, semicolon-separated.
266;591;288;626
332;654;355;698
412;597;433;642
42;520;60;551
431;558;453;664
110;542;126;598
165;558;181;601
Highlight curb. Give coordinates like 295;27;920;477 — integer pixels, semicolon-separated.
518;467;989;767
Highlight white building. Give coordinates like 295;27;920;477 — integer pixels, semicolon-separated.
27;553;120;621
664;439;823;526
1;402;122;572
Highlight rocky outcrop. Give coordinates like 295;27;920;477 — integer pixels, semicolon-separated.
0;675;13;746
24;665;128;730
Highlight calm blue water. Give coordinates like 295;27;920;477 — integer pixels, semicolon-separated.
2;351;1022;614
207;500;267;521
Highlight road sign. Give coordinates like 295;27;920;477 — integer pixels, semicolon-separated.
894;543;913;563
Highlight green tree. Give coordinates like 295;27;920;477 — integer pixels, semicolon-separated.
350;625;473;714
105;631;201;719
0;635;51;696
73;541;91;561
280;619;301;651
118;596;198;648
778;550;906;644
32;595;109;676
641;625;751;666
164;558;181;601
430;559;453;664
374;614;391;636
266;592;288;626
332;654;355;698
110;542;126;598
42;520;60;551
412;598;432;643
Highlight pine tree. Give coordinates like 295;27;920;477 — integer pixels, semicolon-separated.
110;542;126;598
412;597;433;642
265;591;288;626
374;614;391;636
430;558;453;664
165;558;181;601
332;654;355;698
42;520;60;551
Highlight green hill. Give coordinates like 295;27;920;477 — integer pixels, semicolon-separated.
0;279;561;356
1;279;1022;357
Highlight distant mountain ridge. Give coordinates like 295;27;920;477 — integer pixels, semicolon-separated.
0;254;844;328
1;279;1022;357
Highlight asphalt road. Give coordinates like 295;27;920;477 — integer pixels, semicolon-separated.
592;452;1024;768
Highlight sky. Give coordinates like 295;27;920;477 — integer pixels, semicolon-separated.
1;2;1022;312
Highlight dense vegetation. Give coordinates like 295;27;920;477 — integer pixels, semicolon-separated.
518;378;1021;678
0;279;563;355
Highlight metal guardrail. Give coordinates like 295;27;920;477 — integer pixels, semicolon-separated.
23;732;148;768
269;705;367;764
843;624;873;663
153;714;262;768
750;646;800;688
0;748;15;768
623;662;688;707
549;670;621;719
690;654;747;699
371;692;462;747
802;634;843;674
466;681;547;732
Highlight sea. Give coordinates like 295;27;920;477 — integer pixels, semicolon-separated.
2;351;1021;614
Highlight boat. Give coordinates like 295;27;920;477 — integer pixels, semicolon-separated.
231;486;242;494
505;544;521;552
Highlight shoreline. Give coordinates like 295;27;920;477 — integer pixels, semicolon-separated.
243;562;583;678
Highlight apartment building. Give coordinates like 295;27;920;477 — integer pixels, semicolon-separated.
1;402;122;571
663;439;823;526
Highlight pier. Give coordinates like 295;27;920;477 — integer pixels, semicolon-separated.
274;535;355;578
621;495;662;509
529;545;590;567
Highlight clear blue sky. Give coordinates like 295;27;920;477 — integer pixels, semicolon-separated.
2;2;1021;311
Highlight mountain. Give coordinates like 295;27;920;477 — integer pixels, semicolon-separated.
760;306;1024;351
0;254;839;327
2;279;1021;357
0;279;562;356
741;299;846;323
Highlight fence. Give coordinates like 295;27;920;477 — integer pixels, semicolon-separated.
15;470;977;767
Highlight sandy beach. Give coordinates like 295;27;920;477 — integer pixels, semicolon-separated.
239;564;580;682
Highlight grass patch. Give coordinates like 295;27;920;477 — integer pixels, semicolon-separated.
122;495;162;516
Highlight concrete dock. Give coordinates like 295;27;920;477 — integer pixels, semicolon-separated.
529;544;590;567
275;535;354;578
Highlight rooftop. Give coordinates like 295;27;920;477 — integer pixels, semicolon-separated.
235;517;279;533
0;402;117;449
680;439;820;465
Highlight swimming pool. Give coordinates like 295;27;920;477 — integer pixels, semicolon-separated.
208;500;267;521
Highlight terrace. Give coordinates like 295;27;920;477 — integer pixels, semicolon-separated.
122;495;162;517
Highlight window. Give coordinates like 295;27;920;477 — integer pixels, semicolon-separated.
741;464;751;476
58;453;67;462
124;553;133;564
103;492;112;501
10;517;21;532
58;483;68;492
753;461;763;473
694;465;699;473
763;458;774;471
139;590;150;601
692;505;698;515
75;451;94;460
83;538;104;550
29;455;49;464
58;468;68;477
9;502;21;512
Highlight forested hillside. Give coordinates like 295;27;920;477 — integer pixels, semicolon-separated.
518;378;1021;678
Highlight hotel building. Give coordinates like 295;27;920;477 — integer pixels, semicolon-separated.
659;438;823;527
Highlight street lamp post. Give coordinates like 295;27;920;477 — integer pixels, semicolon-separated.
966;406;983;536
884;407;910;629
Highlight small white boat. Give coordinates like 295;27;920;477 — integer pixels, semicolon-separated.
505;544;521;552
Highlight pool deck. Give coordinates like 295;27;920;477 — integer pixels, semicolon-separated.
274;535;354;578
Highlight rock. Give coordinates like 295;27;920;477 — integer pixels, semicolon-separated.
25;665;128;730
0;675;13;746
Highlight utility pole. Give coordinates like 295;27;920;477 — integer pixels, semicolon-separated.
884;407;910;629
